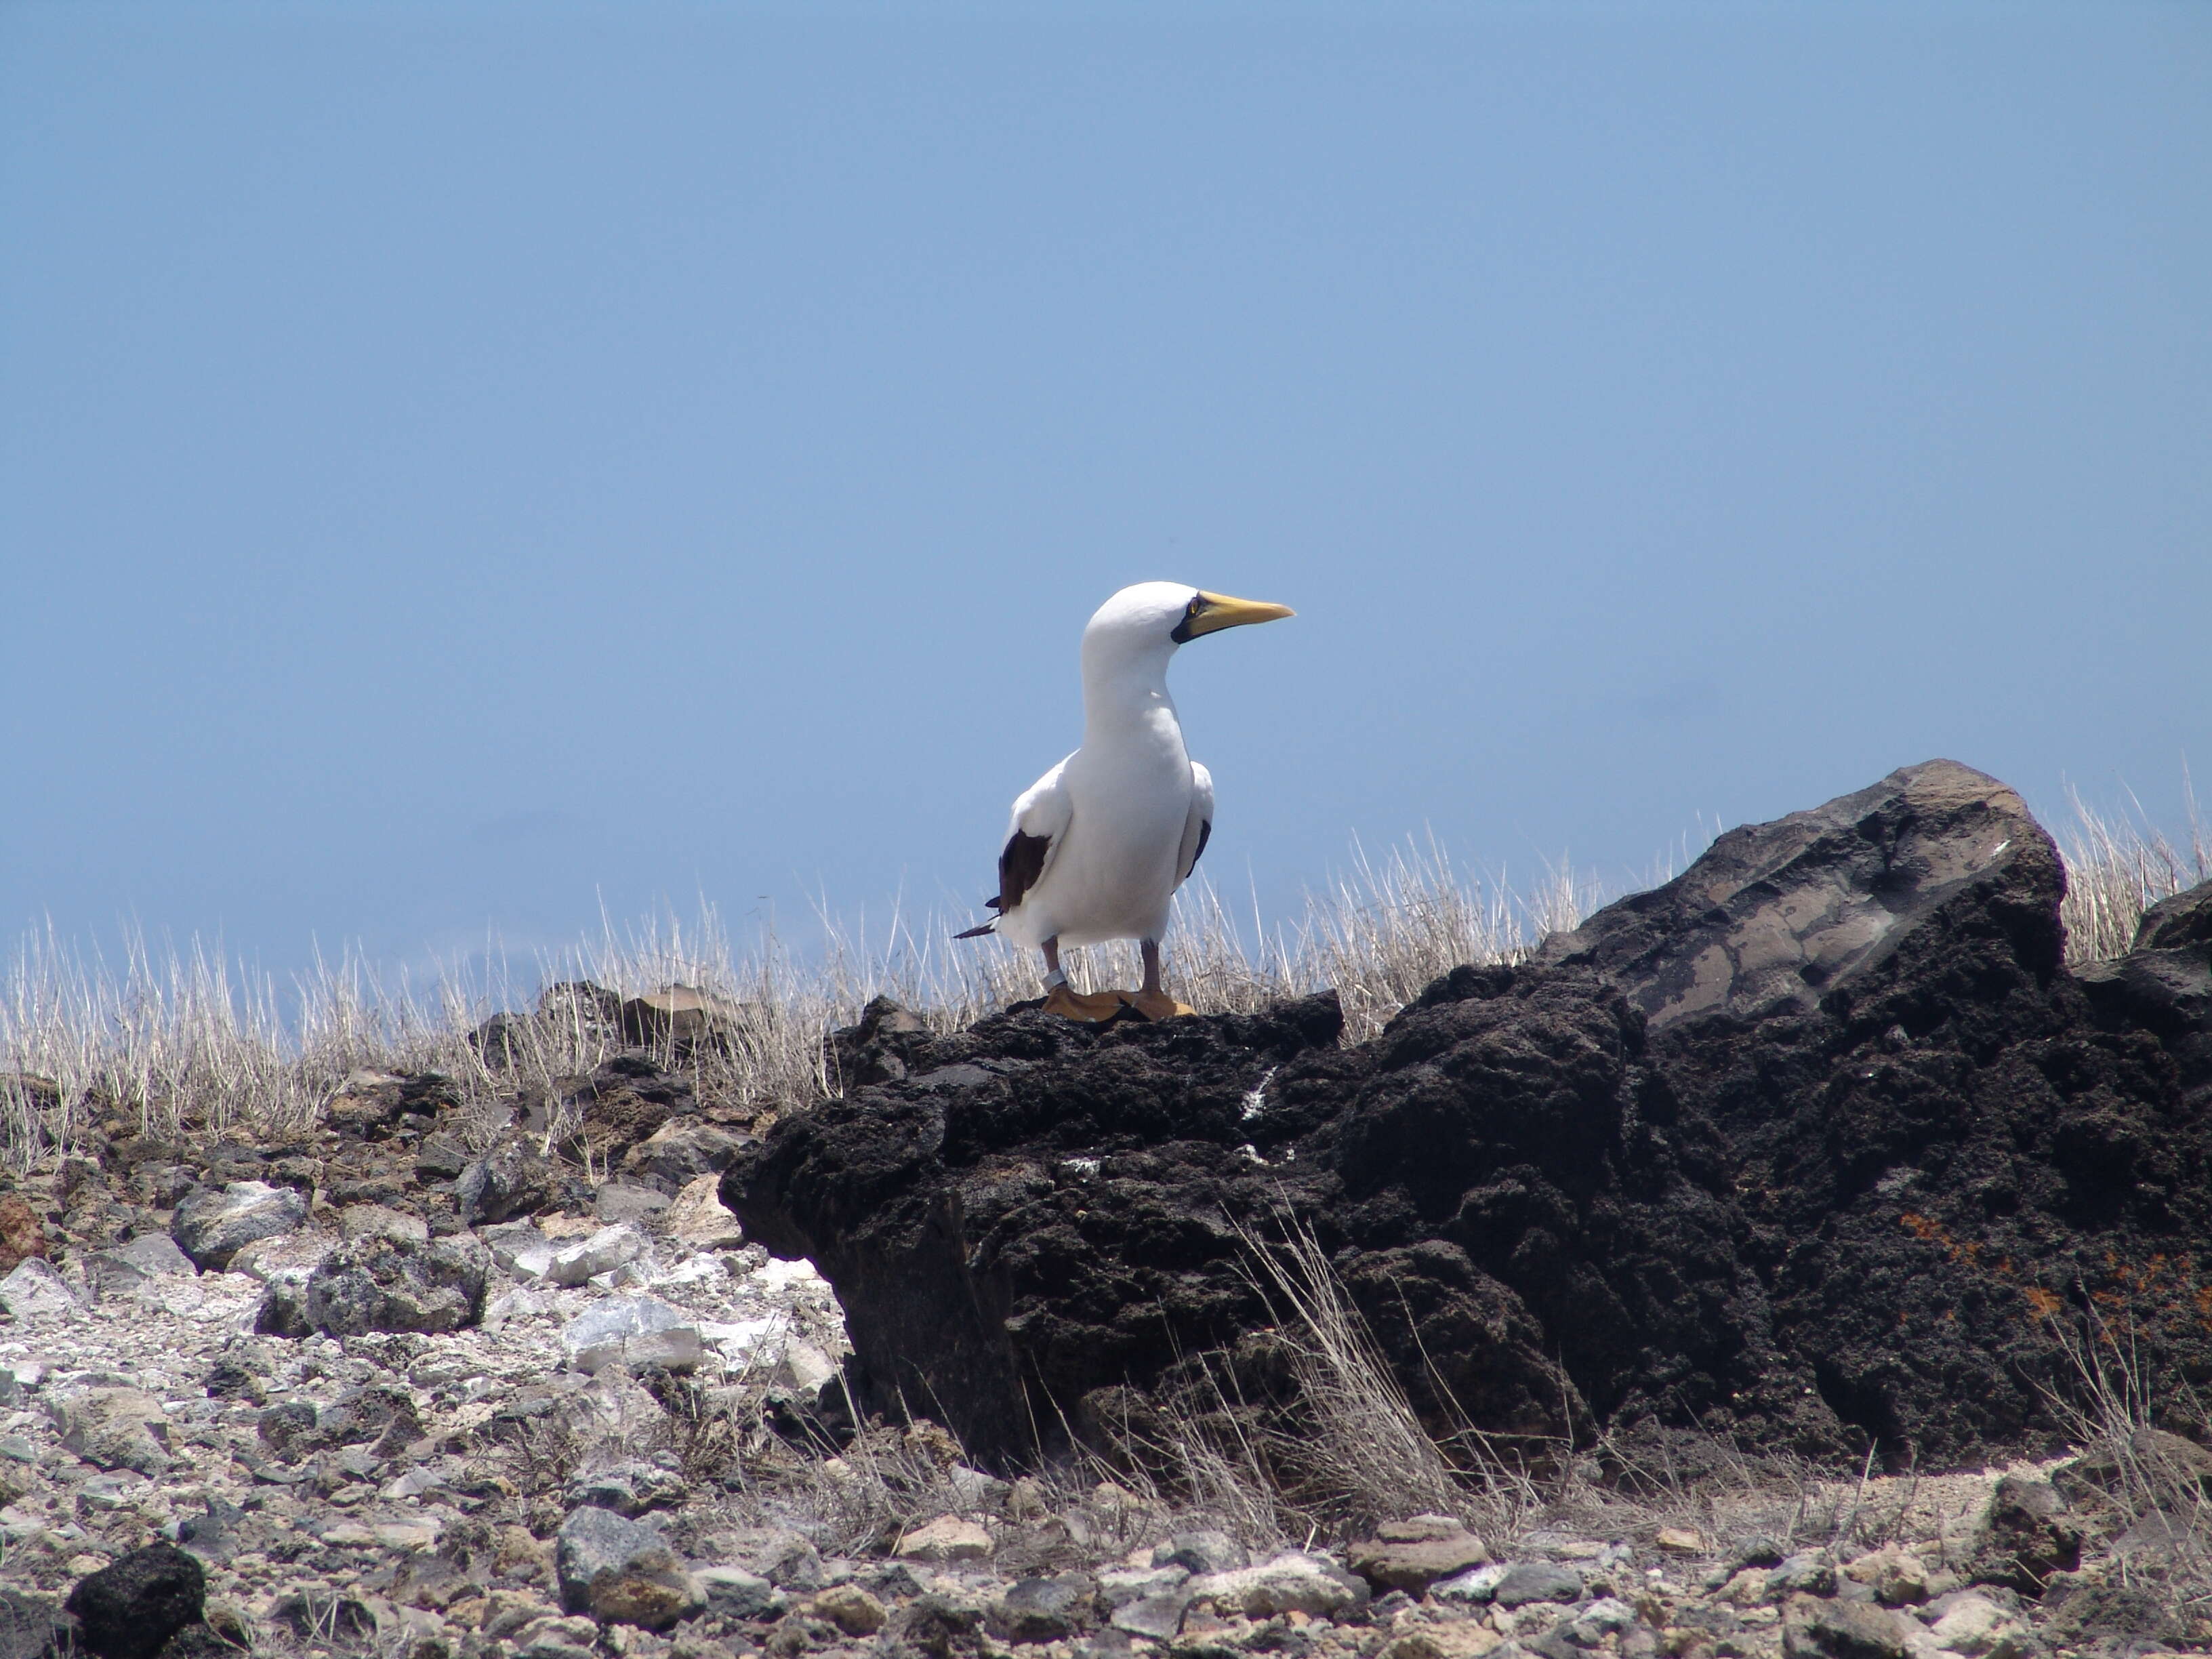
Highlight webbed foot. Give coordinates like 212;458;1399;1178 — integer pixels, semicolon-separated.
1042;984;1136;1023
1128;990;1196;1020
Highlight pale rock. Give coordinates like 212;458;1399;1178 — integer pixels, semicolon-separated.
1656;1528;1705;1556
1433;1563;1511;1605
1927;1594;2022;1657
1187;1551;1370;1619
1847;1546;1934;1606
662;1176;747;1250
561;1296;699;1372
228;1230;335;1284
51;1386;171;1475
171;1180;308;1270
0;1258;80;1319
1350;1515;1490;1593
481;1219;559;1282
777;1339;838;1395
895;1516;995;1562
811;1583;887;1636
548;1224;650;1288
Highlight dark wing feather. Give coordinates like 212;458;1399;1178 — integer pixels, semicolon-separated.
954;827;1058;938
1187;817;1211;876
996;828;1053;915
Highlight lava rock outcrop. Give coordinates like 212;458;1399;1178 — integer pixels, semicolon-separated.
724;760;2212;1471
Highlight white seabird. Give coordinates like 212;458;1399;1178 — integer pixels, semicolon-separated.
956;581;1294;1021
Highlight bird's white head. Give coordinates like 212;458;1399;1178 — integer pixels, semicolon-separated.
1080;581;1295;686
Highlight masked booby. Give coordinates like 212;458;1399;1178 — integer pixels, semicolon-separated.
956;581;1294;1021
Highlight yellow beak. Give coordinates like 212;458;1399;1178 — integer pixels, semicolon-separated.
1185;590;1296;637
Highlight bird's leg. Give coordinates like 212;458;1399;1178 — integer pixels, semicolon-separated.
1039;936;1126;1023
1130;939;1195;1021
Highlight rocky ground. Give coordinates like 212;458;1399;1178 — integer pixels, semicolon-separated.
0;760;2207;1659
0;1040;2196;1659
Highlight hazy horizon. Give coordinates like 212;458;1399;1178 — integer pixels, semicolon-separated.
5;3;2207;991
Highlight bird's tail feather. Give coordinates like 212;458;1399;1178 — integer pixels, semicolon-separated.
953;922;995;940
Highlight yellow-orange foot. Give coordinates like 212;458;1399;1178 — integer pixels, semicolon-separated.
1042;984;1136;1023
1130;990;1196;1020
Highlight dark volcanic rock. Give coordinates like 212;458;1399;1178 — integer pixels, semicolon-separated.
288;1232;491;1336
64;1543;205;1659
728;994;1358;1462
1534;758;2063;1029
726;760;2212;1471
2135;876;2212;954
555;1505;702;1630
1969;1475;2083;1593
455;1137;552;1225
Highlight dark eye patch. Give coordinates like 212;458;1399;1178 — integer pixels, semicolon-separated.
1169;593;1206;644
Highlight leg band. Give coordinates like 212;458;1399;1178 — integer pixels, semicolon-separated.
1042;968;1069;989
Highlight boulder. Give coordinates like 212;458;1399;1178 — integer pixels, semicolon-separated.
988;1575;1090;1642
560;1296;704;1374
722;759;2212;1470
169;1181;308;1271
0;1257;79;1319
1779;1593;1910;1659
895;1516;994;1563
2135;877;2212;953
554;1507;701;1631
1349;1514;1490;1594
455;1138;552;1225
619;984;743;1050
1534;759;2060;1029
62;1542;205;1659
1151;1531;1247;1575
1969;1475;2081;1593
694;1565;781;1622
546;1224;649;1288
286;1233;490;1336
661;1175;745;1250
1186;1552;1368;1619
1490;1562;1584;1609
621;1121;745;1191
52;1387;170;1475
813;1583;889;1637
0;1194;47;1273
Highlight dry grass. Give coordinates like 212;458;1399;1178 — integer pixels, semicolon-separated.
3;780;2205;1173
2037;1313;2212;1615
2057;781;2211;967
0;838;1594;1172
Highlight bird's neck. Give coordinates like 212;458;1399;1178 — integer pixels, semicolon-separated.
1082;657;1183;752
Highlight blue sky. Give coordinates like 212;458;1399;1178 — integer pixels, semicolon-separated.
3;1;2207;985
